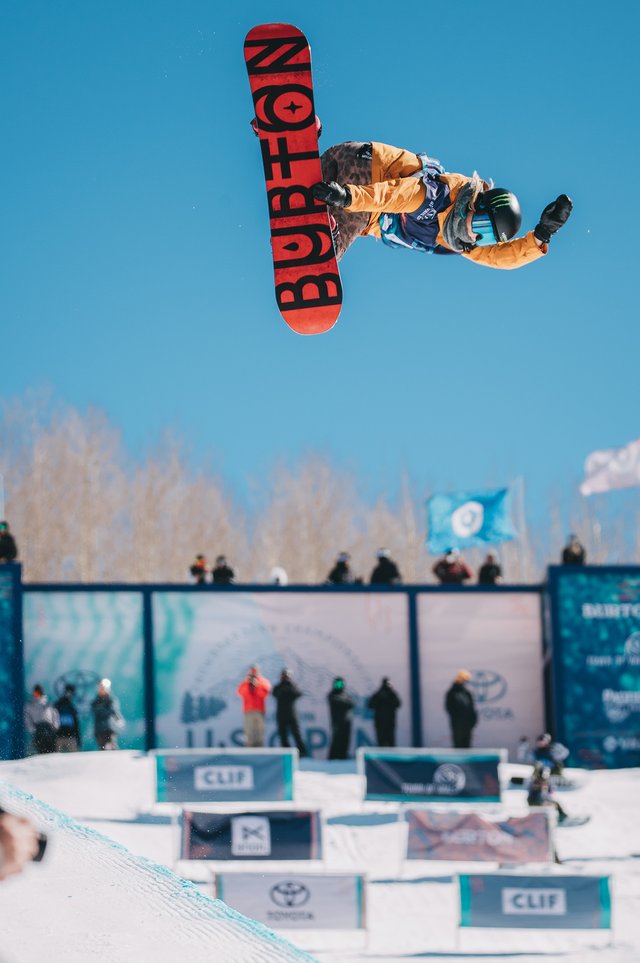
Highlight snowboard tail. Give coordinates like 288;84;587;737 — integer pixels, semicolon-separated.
244;24;342;335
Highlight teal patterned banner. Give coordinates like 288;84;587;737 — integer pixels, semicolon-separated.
23;591;145;750
0;566;21;759
551;566;640;768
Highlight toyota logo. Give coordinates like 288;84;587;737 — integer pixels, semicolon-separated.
468;670;507;704
270;881;310;908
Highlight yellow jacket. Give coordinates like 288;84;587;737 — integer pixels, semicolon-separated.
345;143;547;270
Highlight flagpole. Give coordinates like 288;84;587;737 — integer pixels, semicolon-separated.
513;476;527;582
0;473;4;520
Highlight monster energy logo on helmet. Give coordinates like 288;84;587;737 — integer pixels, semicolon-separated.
472;188;522;245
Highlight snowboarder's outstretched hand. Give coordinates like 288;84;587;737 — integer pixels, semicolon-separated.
312;181;352;209
534;195;573;244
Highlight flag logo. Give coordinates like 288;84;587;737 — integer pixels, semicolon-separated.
451;501;484;538
426;488;515;554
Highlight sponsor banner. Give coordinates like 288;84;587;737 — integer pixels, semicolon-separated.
181;809;321;860
459;873;611;929
152;591;411;755
359;749;502;803
216;872;365;930
155;749;296;803
417;592;544;757
0;567;21;760
406;810;552;863
550;566;640;768
22;590;146;750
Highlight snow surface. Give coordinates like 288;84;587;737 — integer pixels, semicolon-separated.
0;752;639;963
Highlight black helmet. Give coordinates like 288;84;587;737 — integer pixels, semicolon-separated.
473;188;522;245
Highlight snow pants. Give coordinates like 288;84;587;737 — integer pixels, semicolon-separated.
277;714;307;756
320;142;373;260
244;710;265;748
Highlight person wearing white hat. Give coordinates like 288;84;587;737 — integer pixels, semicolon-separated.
90;679;124;750
369;548;402;585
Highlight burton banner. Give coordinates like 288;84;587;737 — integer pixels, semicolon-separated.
22;590;145;750
152;591;411;754
549;566;640;768
155;749;296;803
216;872;365;930
359;749;503;803
0;566;22;760
458;873;612;929
406;810;552;863
417;592;544;757
181;809;321;861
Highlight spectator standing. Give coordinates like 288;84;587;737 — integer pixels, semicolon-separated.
54;684;82;752
0;521;18;564
24;685;59;754
533;732;569;776
478;552;503;585
562;534;586;565
327;677;355;760
326;552;355;585
370;548;402;585
212;555;235;584
272;669;307;756
444;670;478;748
90;679;124;750
367;677;401;747
433;548;473;585
189;554;208;584
236;666;271;747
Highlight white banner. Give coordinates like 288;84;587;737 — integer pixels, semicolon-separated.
417;593;544;757
153;592;411;754
216;872;365;930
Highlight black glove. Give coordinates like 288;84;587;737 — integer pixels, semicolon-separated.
312;181;352;209
534;194;573;244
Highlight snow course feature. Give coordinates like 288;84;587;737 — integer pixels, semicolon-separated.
0;779;316;963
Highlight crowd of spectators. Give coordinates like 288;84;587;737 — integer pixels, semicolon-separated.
23;678;124;755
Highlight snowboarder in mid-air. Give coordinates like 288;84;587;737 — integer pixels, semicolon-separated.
312;141;572;267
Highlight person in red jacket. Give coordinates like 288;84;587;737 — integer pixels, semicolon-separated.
312;141;572;267
236;666;272;747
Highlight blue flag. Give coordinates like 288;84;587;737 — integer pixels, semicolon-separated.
426;489;516;554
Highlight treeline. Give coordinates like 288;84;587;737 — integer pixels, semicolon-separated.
0;394;633;584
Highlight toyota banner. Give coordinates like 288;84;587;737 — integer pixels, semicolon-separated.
406;811;552;863
154;749;296;803
359;749;503;803
216;872;365;930
458;873;611;929
549;566;640;768
181;810;322;861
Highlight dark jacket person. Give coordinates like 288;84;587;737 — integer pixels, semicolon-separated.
444;670;478;749
272;669;307;756
367;677;401;746
327;677;355;760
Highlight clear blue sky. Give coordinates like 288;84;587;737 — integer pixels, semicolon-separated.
1;1;638;524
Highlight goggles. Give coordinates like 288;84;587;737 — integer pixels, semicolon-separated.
470;213;496;246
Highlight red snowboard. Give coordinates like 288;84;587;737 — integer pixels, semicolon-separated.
244;23;342;335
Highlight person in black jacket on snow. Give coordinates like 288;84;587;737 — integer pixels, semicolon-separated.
327;677;355;759
54;684;82;752
272;669;307;756
367;677;401;746
445;670;478;748
369;548;402;585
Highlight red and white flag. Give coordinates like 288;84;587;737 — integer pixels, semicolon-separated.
580;437;640;495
